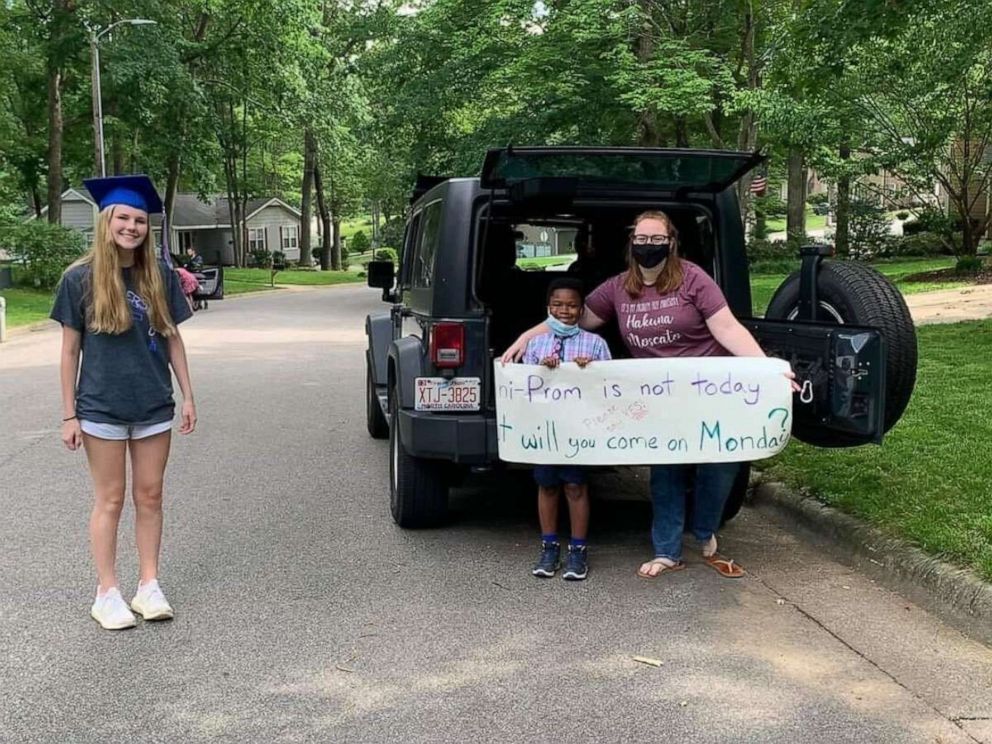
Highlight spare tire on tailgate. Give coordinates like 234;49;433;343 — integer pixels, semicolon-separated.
765;260;917;446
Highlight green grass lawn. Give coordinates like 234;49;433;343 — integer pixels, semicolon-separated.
0;287;55;327
518;254;575;270
225;280;279;296
766;207;829;234
225;268;365;286
758;319;992;581
750;257;960;316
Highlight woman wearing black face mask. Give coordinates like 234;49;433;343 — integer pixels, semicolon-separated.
503;210;796;580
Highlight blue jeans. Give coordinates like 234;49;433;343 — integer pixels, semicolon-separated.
649;462;741;561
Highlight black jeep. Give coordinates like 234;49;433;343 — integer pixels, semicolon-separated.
365;147;917;527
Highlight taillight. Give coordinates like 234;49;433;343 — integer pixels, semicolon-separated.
431;322;464;368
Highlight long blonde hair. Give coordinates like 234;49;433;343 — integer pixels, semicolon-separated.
622;210;684;297
65;206;177;336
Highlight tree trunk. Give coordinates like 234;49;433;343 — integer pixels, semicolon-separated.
165;151;181;226
835;143;851;256
786;147;807;248
314;162;333;271
111;99;123;175
634;0;661;146
300;128;316;267
674;117;689;148
371;201;380;248
332;217;342;272
46;62;63;224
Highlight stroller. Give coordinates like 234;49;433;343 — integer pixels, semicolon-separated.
191;266;224;310
176;265;224;311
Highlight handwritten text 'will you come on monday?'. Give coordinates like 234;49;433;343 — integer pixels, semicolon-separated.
493;357;793;465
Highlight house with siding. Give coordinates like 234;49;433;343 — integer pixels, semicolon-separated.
31;189;319;265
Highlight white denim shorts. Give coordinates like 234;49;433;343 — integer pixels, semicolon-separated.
79;419;173;441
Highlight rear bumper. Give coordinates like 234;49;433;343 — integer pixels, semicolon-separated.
396;409;498;464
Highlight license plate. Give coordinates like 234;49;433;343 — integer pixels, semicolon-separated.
415;377;481;411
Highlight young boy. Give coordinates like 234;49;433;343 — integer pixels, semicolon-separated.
522;277;611;580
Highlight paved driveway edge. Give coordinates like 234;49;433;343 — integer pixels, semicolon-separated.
750;479;992;646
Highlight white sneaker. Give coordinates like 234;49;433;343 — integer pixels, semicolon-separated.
130;579;174;621
91;587;137;630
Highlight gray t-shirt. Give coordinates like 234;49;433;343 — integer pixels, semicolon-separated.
50;261;193;425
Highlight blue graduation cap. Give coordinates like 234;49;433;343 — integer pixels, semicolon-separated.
83;174;163;214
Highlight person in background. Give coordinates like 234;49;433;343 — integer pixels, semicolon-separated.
185;244;204;272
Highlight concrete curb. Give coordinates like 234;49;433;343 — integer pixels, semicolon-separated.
750;479;992;644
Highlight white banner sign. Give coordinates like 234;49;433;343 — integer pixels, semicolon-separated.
494;357;793;465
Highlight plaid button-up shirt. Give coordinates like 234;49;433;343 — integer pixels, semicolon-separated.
522;330;612;365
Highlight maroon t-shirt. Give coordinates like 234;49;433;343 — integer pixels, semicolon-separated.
585;261;729;358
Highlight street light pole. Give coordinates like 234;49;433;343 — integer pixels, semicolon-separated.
90;19;158;177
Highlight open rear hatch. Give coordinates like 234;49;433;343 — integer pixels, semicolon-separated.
480;147;765;194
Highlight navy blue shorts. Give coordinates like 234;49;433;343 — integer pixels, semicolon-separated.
533;464;587;487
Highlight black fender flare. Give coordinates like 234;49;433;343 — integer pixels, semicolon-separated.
365;312;392;387
388;335;426;413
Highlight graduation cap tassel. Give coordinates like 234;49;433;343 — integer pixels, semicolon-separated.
161;211;173;269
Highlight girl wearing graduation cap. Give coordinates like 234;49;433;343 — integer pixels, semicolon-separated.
51;175;196;630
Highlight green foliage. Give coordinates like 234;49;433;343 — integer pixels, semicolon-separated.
272;250;287;270
895;211;910;221
379;218;405;252
844;198;891;260
248;248;272;268
806;193;829;206
2;221;86;289
955;256;984;274
374;247;398;264
350;230;371;254
745;238;792;266
884;232;947;258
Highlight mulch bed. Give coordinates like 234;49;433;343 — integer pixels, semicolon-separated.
902;267;992;284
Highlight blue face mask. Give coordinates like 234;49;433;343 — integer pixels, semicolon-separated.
547;313;580;337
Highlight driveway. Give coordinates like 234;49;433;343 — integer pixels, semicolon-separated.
0;286;989;743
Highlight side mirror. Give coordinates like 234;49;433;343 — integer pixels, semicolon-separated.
367;260;396;301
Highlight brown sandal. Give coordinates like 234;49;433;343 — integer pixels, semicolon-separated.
637;559;686;579
704;554;745;578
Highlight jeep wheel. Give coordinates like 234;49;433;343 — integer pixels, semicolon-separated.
765;260;917;446
366;365;388;439
389;388;449;528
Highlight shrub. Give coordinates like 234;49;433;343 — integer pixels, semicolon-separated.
350;230;370;254
745;237;792;265
375;247;398;263
1;222;87;289
380;218;405;250
895;210;910;221
753;194;788;220
955;256;984;274
807;193;829;206
882;232;945;258
248;247;272;268
272;250;287;270
845;198;890;260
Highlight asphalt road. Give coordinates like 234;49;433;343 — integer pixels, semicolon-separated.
1;285;990;744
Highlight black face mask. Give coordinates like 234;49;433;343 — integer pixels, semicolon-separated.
632;243;670;268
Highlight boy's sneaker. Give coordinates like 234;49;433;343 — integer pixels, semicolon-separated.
532;541;561;578
90;587;137;630
130;580;174;621
562;545;589;581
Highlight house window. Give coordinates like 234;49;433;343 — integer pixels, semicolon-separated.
280;225;299;251
248;228;267;252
